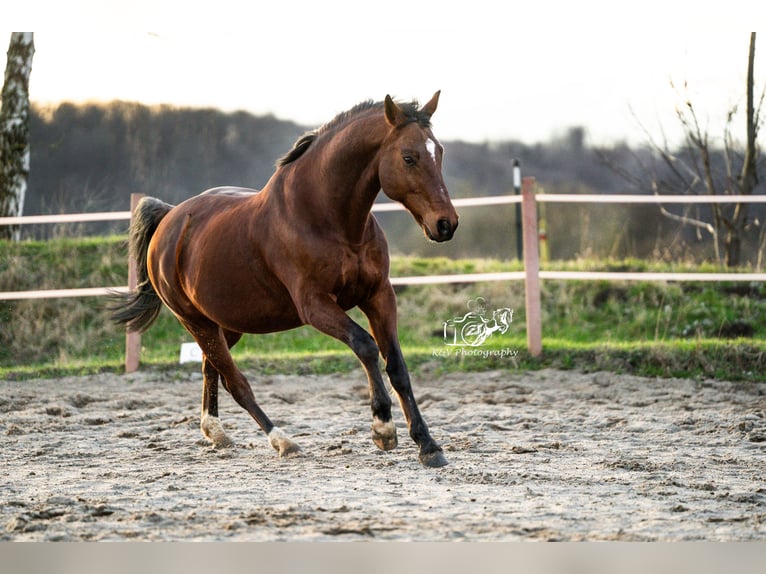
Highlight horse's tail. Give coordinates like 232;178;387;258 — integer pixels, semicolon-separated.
110;197;174;333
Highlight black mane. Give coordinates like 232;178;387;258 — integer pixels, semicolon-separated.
276;98;428;168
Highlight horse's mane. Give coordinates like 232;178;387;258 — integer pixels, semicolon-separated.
276;98;430;168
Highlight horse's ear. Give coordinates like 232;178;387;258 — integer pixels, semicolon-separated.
421;90;441;119
384;95;408;127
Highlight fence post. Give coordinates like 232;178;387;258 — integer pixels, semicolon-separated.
513;158;523;260
125;193;144;373
521;177;542;357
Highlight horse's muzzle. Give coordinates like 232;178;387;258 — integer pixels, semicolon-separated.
430;218;458;242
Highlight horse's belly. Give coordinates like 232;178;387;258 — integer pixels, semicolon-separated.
195;284;304;335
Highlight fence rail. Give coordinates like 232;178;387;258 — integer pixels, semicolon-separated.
0;211;132;225
536;194;766;204
3;186;766;370
0;286;128;301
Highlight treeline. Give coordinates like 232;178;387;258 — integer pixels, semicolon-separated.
23;101;765;264
28;101;304;214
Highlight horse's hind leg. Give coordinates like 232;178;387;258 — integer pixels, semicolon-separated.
183;319;300;457
200;356;231;447
199;330;241;448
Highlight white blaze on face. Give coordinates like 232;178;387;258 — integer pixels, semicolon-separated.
424;137;449;200
425;138;437;164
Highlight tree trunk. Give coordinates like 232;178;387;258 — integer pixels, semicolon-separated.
0;32;35;241
725;229;741;268
725;32;759;268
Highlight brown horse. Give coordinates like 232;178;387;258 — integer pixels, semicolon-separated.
112;92;458;467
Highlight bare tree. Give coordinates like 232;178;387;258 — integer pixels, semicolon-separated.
652;33;763;267
604;33;764;267
0;32;35;241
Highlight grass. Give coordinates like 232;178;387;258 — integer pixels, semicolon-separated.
1;237;765;381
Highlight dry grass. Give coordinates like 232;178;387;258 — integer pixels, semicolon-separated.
2;237;765;381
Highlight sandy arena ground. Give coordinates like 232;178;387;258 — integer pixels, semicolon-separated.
1;367;764;541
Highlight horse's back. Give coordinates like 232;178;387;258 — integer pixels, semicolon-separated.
200;186;260;198
154;186;266;253
153;187;261;240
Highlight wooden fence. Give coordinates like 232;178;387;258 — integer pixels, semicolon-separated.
2;181;766;371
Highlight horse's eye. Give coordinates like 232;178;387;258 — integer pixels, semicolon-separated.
403;155;417;166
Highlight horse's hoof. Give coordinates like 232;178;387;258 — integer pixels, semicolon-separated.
277;442;302;458
213;435;234;449
201;415;233;448
419;449;448;468
371;418;398;451
269;426;301;458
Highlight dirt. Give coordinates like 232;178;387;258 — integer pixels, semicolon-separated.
1;367;765;541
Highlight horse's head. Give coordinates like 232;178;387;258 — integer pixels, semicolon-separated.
378;91;459;242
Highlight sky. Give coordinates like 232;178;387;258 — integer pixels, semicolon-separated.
3;1;765;146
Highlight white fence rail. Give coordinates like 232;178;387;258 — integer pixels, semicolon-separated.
536;194;766;204
0;211;132;225
0;286;129;301
3;186;766;370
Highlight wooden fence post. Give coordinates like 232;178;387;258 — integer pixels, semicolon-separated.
521;177;542;357
125;193;144;373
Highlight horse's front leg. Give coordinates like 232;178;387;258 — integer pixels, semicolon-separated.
361;285;448;468
296;293;398;453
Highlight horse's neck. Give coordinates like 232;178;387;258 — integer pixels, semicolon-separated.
307;116;387;243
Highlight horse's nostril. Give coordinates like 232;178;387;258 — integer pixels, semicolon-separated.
437;218;453;239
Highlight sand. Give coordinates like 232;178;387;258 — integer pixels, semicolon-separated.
1;367;764;541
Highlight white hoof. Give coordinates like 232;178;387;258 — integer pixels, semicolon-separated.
200;414;232;448
268;426;301;457
371;417;398;451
